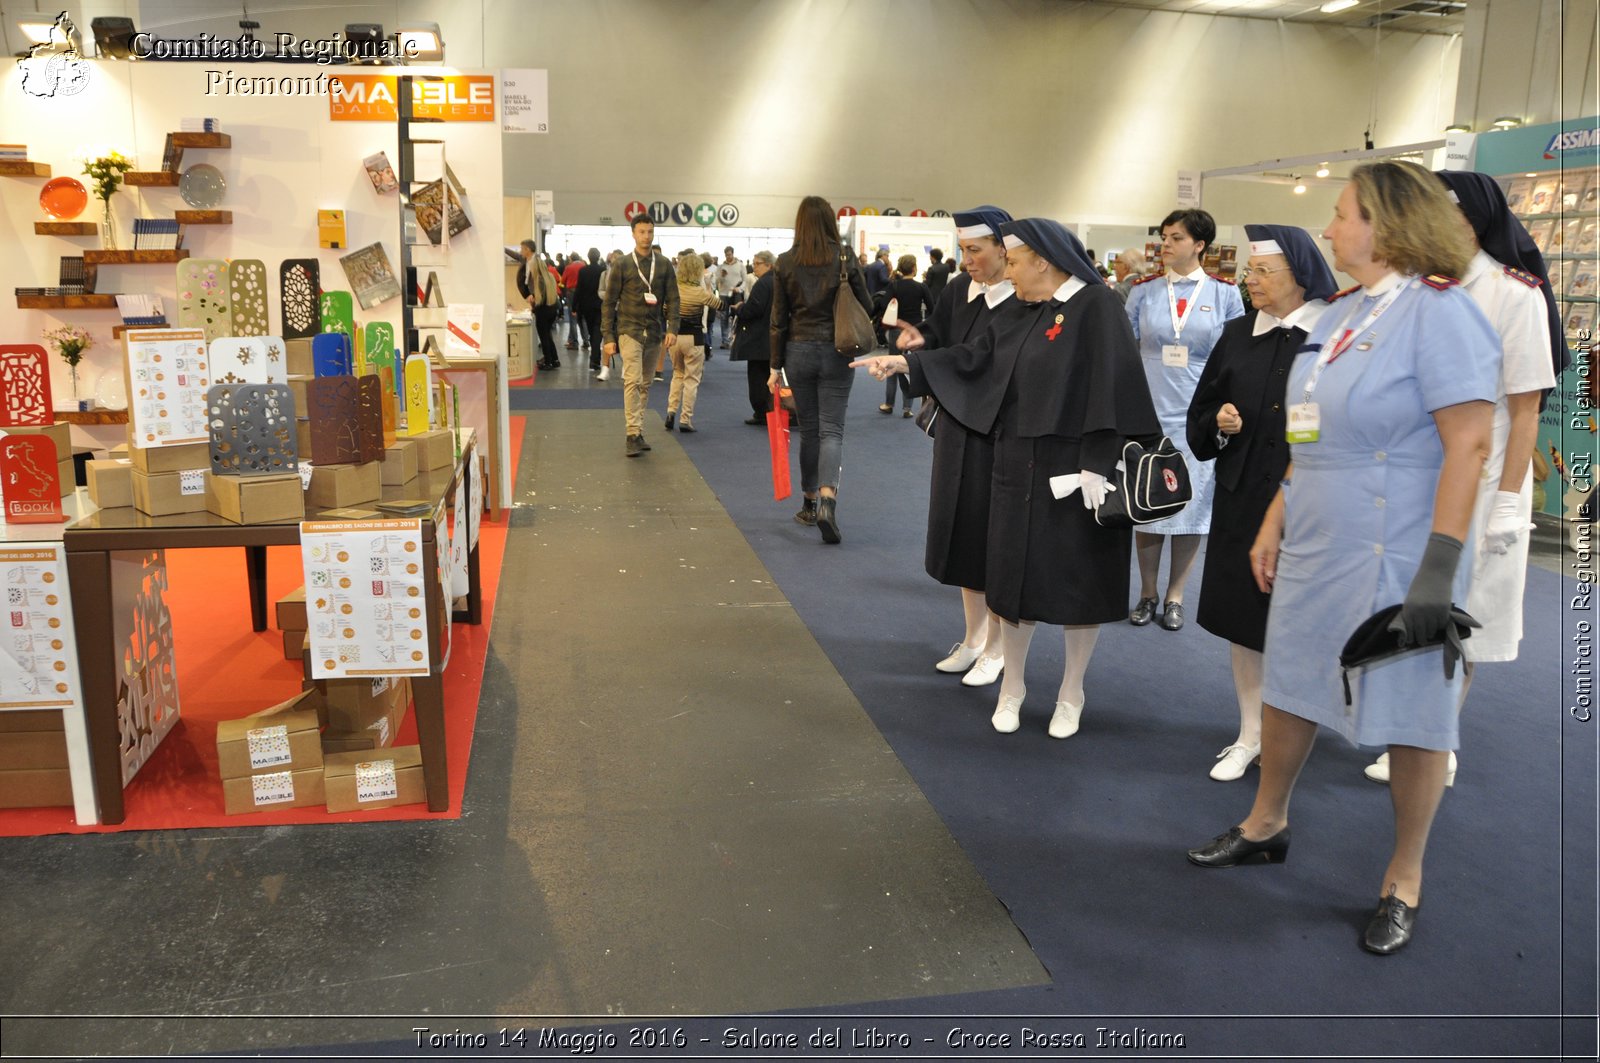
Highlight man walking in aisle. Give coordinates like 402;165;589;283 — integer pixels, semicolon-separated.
575;247;605;372
713;246;747;349
602;215;679;456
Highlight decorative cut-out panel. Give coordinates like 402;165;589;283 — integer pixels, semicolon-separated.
312;332;352;377
259;335;287;384
113;549;180;786
207;383;298;476
279;259;321;340
228;259;270;336
1;435;63;523
207;337;269;386
320;290;355;337
364;322;395;384
403;355;431;435
175;258;232;344
0;344;54;427
308;374;382;466
378;365;397;447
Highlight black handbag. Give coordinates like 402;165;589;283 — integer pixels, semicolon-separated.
914;397;939;438
1093;436;1192;528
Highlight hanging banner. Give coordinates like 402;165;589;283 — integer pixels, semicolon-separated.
500;68;549;133
330;75;495;122
1176;169;1202;209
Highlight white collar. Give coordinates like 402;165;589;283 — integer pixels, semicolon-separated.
1166;265;1207;284
1252;298;1329;337
1051;277;1088;303
968;277;1014;308
1361;269;1407;297
1464;248;1497;286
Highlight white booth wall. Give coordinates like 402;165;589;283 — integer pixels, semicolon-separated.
0;59;510;504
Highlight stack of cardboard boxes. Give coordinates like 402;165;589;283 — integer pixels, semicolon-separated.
0;711;72;808
275;586;308;661
215;691;325;814
128;439;210;517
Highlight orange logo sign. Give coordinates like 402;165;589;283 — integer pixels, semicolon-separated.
330;75;495;122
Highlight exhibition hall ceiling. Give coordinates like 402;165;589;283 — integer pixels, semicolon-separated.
1090;0;1468;34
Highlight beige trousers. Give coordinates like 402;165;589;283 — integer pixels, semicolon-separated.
667;335;706;424
619;334;663;436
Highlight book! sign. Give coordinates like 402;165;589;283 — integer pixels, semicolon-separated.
329;75;495;121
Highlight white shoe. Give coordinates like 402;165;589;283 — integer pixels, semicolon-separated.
597;364;611;381
1364;750;1458;786
991;694;1022;734
1209;742;1261;781
935;641;984;673
961;651;1005;687
1047;700;1083;739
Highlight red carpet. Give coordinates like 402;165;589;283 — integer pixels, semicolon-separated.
0;418;523;835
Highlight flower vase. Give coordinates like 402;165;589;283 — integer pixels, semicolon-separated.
100;199;118;250
70;364;85;411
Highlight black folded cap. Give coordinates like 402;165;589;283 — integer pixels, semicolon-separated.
1339;604;1480;704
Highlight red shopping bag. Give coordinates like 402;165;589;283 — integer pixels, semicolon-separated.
767;388;792;501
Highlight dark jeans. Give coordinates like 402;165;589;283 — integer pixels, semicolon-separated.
883;372;911;410
784;340;853;494
535;304;559;365
565;294;583;346
746;358;770;418
581;307;602;366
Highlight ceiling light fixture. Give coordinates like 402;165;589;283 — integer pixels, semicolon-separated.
90;16;136;59
1320;0;1360;13
1491;116;1523;129
396;22;444;63
1315;165;1330;178
1293;178;1308;194
1445;123;1472;134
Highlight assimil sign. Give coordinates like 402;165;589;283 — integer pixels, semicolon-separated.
330;75;495;122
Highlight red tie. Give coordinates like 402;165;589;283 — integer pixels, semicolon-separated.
1176;298;1188;317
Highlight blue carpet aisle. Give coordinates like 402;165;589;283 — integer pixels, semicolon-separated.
515;349;1597;1058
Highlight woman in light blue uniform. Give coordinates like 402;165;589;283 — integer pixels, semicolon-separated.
1125;209;1245;631
1187;162;1501;957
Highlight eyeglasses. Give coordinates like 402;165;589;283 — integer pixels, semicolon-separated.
1241;264;1294;280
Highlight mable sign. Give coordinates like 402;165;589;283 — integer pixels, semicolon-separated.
330;75;495;122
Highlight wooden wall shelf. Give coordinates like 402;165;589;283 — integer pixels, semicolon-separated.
15;294;120;309
36;222;99;236
175;210;230;225
53;409;129;425
84;250;190;265
169;133;231;149
0;161;51;177
124;172;180;187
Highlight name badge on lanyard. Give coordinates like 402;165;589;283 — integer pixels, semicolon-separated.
1286;403;1321;443
1164;276;1206;370
1287;276;1414;445
635;253;658;306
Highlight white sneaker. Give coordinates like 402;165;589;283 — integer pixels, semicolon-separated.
1364;750;1458;786
597;364;611;381
961;651;1004;687
991;694;1022;734
1047;700;1083;739
1209;742;1261;781
935;641;984;674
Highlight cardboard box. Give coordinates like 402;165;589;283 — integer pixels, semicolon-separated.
0;729;69;770
319;687;403;752
56;457;75;496
0;710;63;733
296;418;312;457
281;628;308;661
306;460;380;509
320;675;410;733
216;705;323;780
285;339;314;377
379;440;419;485
222;766;325;814
87;458;134;508
108;442;129;457
206;471;305;524
0;767;73;808
3;421;71;459
324;744;424;812
410;428;456;470
286;375;310;413
276;586;307;631
127;439;210;474
131;468;208;516
251;683;326;728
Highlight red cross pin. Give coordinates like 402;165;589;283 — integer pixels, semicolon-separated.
1045;314;1064;341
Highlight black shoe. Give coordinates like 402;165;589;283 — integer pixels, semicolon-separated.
817;495;840;544
1362;889;1419;954
625;435;642;457
638;435;652;451
795;497;818;526
536;360;553;370
665;412;676;431
744;416;763;426
1159;601;1185;631
677;423;696;433
1186;826;1291;868
1129;597;1159;626
565;342;578;350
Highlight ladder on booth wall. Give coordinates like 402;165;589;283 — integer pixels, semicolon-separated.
396;74;451;364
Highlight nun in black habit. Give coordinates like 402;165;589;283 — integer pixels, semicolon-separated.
855;218;1158;738
1184;223;1336;783
920;206;1016;687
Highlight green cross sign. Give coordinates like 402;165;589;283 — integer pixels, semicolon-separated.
695;203;716;225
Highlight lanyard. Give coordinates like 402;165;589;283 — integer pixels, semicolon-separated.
632;251;655;291
1166;274;1206;340
1299;276;1414;402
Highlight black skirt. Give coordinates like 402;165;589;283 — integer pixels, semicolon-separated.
924;418;994;589
1196;480;1275;650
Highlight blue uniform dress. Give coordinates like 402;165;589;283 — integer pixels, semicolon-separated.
1126;270;1246;535
1262;273;1502;751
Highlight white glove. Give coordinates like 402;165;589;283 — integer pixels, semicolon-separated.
1079;470;1115;509
1482;490;1533;555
